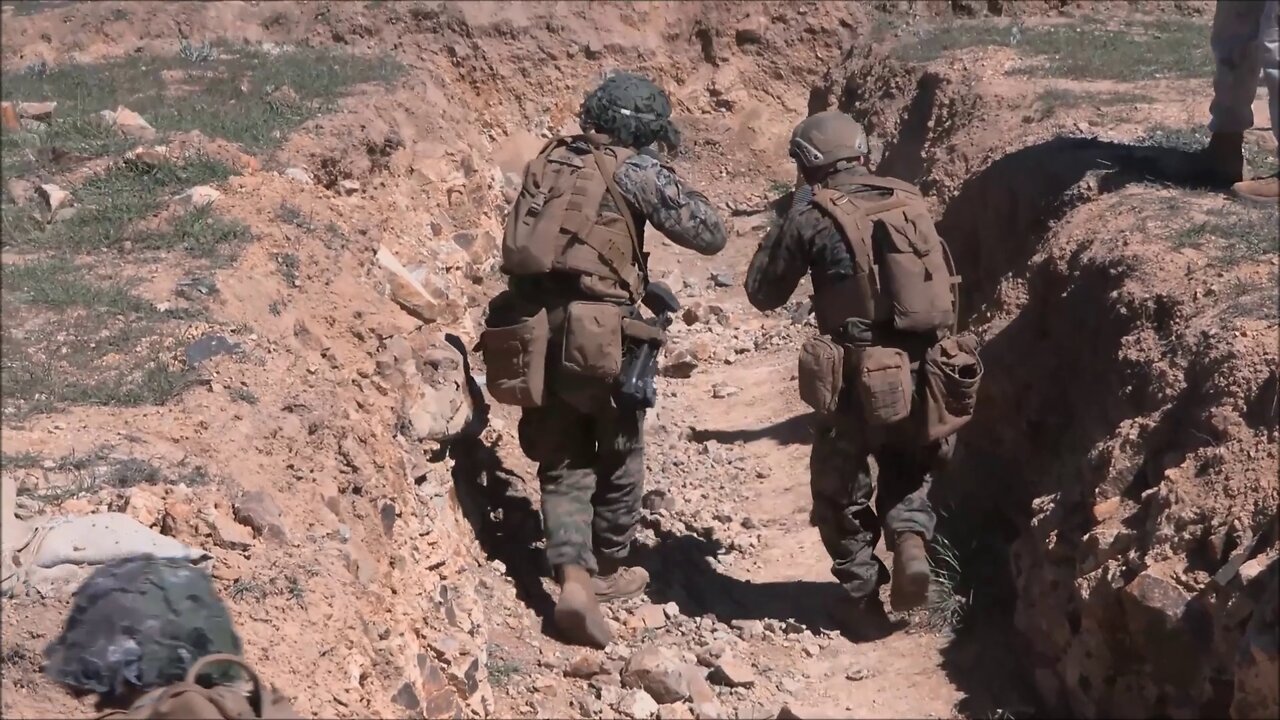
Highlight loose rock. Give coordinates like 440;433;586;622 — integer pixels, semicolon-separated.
709;654;756;688
622;646;691;703
206;511;254;551
337;179;361;196
112;105;157;140
36;183;70;214
662;349;700;379
233;491;288;542
284;167;313;184
179;185;222;208
618;689;660;719
566;653;606;679
17;101;57;121
711;383;741;399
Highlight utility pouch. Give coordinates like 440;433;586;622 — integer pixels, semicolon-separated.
853;345;913;426
481;293;550;408
562;300;623;380
797;335;845;415
920;333;983;442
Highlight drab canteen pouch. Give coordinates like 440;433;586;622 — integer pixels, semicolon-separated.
562;300;623;380
853;345;913;426
920;333;983;442
797;335;845;414
481;293;549;408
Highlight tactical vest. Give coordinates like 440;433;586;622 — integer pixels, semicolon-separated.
809;176;959;337
501;134;646;304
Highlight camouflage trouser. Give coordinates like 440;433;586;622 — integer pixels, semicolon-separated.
810;412;954;601
518;388;645;575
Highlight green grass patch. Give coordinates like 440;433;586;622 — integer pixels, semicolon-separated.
1;43;403;160
894;16;1212;81
1;258;206;420
1034;87;1158;112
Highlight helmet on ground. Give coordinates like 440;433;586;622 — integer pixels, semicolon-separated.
789;111;869;170
43;555;243;701
580;71;681;151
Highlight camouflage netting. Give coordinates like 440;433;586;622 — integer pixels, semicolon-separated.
580;71;681;151
43;555;243;700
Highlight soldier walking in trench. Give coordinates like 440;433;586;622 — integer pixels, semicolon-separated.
744;111;983;640
480;72;727;647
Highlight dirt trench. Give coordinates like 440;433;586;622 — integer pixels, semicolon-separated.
2;2;1276;719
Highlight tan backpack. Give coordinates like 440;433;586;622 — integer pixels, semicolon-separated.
811;176;959;334
501;134;646;304
94;654;299;720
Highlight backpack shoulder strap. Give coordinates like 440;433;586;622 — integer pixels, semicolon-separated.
811;187;874;274
182;654;268;717
584;139;646;287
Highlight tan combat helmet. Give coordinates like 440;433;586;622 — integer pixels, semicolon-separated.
789;111;870;170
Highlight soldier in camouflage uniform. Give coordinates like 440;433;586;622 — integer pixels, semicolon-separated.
745;112;952;641
43;555;296;718
503;72;727;647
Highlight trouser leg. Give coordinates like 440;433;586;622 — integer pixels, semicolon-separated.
1209;0;1268;136
810;418;887;600
520;398;599;573
591;406;646;562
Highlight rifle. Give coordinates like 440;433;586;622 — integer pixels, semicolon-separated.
616;282;680;410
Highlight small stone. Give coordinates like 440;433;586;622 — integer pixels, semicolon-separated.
710;271;733;288
642;489;678;513
622;646;691;703
658;703;696;720
696;641;727;668
233;490;288;542
662;602;681;620
730;619;764;640
284;167;313;184
662;349;700;379
180;185;222;208
687;671;723;719
375;245;450;323
112;105;156;140
36;183;70;214
845;666;872;681
337;179;361;195
126;147;169;169
17;101;57;121
711;383;741;399
566;653;606;679
618;689;660;719
709;655;756;688
635;603;668;629
50;207;78;223
207;511;254;551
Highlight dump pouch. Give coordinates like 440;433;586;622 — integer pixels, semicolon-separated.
852;345;913;426
561;300;623;380
481;292;550;408
797;335;845;415
920;333;983;442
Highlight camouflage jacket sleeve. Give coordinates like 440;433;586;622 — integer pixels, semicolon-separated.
613;154;728;256
744;206;816;312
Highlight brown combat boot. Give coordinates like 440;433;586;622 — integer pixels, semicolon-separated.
1200;132;1244;188
1231;173;1280;206
554;564;612;648
830;595;898;643
890;532;931;612
593;556;650;603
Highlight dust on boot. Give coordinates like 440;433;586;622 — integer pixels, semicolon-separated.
593;554;650;602
890;531;931;612
1232;173;1280;204
554;564;612;648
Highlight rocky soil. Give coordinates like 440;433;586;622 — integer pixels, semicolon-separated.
2;1;1276;719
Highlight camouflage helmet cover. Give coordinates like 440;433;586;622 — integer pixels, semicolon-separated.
580;71;681;151
43;555;244;700
789;111;870;169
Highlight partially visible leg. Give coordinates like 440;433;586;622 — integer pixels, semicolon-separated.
519;399;611;647
1231;0;1280;204
810;417;897;641
877;434;952;611
1206;0;1267;186
590;405;650;601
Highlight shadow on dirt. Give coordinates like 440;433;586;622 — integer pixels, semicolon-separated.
446;335;558;633
688;413;814;447
638;525;844;633
935;135;1211;323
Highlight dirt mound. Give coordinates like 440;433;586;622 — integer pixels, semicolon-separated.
2;1;1275;719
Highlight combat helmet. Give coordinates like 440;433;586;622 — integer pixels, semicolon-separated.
789;111;869;171
579;71;681;151
43;555;244;702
